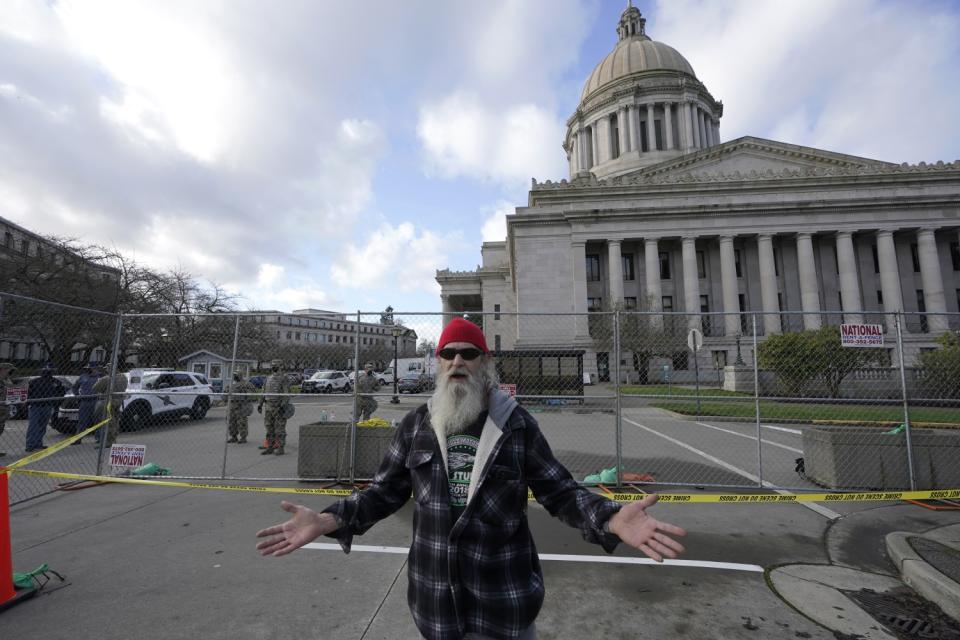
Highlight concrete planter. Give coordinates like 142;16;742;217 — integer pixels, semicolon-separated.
297;422;396;479
802;425;960;490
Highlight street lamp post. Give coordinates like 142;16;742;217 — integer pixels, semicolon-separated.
391;326;402;404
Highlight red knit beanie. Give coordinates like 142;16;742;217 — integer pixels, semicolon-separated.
436;318;490;354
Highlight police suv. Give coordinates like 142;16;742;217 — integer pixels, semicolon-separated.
54;369;215;433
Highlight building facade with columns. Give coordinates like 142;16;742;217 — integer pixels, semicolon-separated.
437;6;960;382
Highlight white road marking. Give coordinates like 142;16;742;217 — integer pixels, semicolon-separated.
762;425;802;435
695;421;803;454
304;543;763;572
622;417;842;521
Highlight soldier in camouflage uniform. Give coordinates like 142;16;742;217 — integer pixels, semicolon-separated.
227;372;256;444
355;362;380;421
0;362;15;458
92;364;128;447
257;360;290;455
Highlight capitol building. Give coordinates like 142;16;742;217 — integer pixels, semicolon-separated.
436;5;960;382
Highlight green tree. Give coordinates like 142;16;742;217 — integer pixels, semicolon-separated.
757;325;883;397
917;331;960;399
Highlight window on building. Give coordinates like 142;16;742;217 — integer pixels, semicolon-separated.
659;251;671;279
778;292;786;331
696;250;706;279
639;121;649;152
773;247;780;277
662;295;673;312
587;297;603;312
286;331;292;339
624;297;637;310
494;304;501;320
295;332;301;340
739;293;748;333
21;240;30;255
734;249;742;278
672;351;688;371
495;335;501;351
654;119;663;151
3;232;11;248
622;253;635;280
950;242;960;271
701;294;711;335
586;254;600;281
871;245;880;273
911;243;921;272
877;290;884;306
917;289;928;333
610;114;620;158
956;289;960;313
276;331;280;339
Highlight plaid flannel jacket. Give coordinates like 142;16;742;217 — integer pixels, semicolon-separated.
323;391;622;640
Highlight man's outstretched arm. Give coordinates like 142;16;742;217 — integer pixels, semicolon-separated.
255;501;340;556
606;494;686;562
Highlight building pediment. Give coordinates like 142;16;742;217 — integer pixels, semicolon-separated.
532;136;960;193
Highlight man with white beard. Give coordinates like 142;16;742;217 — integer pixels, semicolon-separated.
257;318;686;640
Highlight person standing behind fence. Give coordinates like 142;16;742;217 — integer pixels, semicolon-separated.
26;365;66;453
355;362;380;422
257;360;290;455
70;364;100;445
227;372;256;444
0;362;15;457
92;363;128;447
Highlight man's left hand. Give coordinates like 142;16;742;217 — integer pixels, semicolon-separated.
607;494;686;562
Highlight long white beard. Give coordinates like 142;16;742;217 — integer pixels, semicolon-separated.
430;365;488;438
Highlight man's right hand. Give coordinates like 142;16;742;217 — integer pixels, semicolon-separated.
256;501;339;556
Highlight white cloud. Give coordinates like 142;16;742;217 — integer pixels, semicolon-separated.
331;223;465;296
481;200;515;242
257;263;284;288
417;91;567;186
652;0;960;162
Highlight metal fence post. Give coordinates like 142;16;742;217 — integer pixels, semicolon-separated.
752;313;763;487
219;314;242;480
613;310;622;489
894;313;917;490
95;312;125;476
349;312;361;483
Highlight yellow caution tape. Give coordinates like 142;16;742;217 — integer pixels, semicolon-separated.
5;412;112;470
5;465;960;505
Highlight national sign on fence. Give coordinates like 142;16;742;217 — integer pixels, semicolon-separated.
840;323;885;347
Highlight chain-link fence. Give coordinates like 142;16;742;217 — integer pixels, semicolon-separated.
4;293;959;504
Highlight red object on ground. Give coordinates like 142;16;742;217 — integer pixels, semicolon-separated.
0;469;15;605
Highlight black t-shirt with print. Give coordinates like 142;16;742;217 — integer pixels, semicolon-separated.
446;410;488;524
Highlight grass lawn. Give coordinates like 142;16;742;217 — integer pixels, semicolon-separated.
621;386;960;425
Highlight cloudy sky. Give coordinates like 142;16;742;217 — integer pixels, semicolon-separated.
3;0;959;314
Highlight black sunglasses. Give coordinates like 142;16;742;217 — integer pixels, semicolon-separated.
438;347;483;361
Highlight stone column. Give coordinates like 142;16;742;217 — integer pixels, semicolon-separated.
622;107;632;153
681;236;700;331
691;105;701;149
608;239;624;309
756;234;781;335
796;232;822;329
713;119;721;145
617;107;630;156
876;230;904;321
572;240;589;338
719;236;740;336
681;102;693;151
571;133;580;173
629;104;640;152
644;238;663;329
835;231;863;324
663;102;674;150
699;110;709;147
441;294;455;326
917;228;948;333
646;103;656;152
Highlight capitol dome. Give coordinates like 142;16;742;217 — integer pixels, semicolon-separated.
565;4;723;180
581;36;696;103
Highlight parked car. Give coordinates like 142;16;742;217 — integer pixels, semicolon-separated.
285;372;304;386
398;373;433;394
348;370;392;386
248;375;267;389
300;370;352;394
6;375;76;420
53;369;214;433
